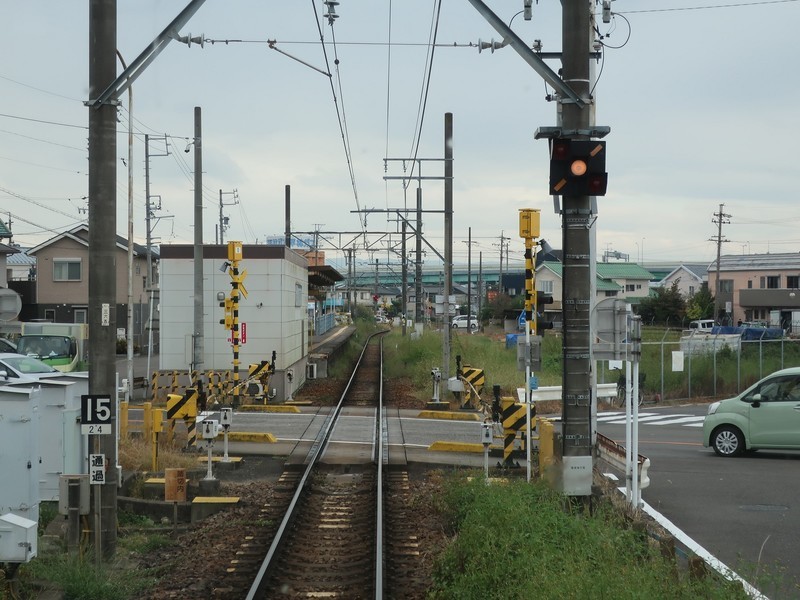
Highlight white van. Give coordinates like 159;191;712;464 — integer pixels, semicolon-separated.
688;319;715;331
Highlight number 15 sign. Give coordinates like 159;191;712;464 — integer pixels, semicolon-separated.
80;395;112;435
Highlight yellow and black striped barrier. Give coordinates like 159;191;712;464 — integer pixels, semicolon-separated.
459;364;485;410
500;395;528;467
167;389;198;449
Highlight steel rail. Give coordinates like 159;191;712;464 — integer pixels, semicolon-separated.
246;331;387;600
375;334;385;599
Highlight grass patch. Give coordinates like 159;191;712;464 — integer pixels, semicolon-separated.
429;475;751;599
381;322;800;404
383;327;563;396
18;554;157;600
118;435;201;473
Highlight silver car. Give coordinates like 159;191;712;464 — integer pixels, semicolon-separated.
0;352;63;382
451;315;478;330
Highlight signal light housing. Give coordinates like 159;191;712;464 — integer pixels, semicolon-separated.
549;139;607;197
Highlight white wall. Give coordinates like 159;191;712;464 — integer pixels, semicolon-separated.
159;252;308;372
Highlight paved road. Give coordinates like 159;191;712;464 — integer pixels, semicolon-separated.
598;404;800;594
115;353;157;400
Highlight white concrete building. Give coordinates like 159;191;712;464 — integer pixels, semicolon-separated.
158;244;309;401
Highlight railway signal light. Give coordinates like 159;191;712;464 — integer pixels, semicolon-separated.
549;139;607;197
219;298;233;330
534;291;554;334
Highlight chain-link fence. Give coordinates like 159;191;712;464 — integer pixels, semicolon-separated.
597;332;800;403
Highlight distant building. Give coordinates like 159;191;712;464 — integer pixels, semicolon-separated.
708;253;800;328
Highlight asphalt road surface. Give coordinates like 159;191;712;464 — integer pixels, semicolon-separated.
598;403;800;595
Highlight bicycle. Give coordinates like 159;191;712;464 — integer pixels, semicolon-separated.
613;369;644;407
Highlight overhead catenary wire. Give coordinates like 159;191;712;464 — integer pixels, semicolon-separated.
311;0;366;238
403;0;443;190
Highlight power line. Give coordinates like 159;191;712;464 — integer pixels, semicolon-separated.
618;0;797;14
0;111;87;130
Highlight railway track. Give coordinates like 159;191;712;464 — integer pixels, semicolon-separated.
209;331;416;599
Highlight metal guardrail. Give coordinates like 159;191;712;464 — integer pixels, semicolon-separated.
596;432;650;489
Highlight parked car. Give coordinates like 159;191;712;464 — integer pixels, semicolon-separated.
0;337;16;353
0;353;63;383
451;315;478;330
703;366;800;457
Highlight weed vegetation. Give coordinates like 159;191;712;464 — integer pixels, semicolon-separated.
429;475;750;600
18;550;158;600
382;322;800;404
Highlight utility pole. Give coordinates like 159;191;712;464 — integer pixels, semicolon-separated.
464;227;476;324
711;203;731;323
143;134;169;291
87;0;118;558
218;188;238;245
496;231;510;294
401;221;408;335
558;0;595;496
192;106;203;372
443;113;453;380
374;258;379;312
284;184;291;248
415;187;423;324
143;134;169;380
478;251;483;318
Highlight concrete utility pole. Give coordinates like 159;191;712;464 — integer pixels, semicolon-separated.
443;113;453;380
117;49;135;406
478;251;483;317
218;188;238;245
465;227;474;324
558;0;595;495
87;0;118;558
401;221;408;335
496;231;510;294
415;187;424;324
711;203;730;323
192;106;204;372
284;184;291;248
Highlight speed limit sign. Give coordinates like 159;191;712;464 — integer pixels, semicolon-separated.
80;395;112;435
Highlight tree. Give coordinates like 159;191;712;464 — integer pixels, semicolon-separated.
685;285;715;321
636;281;686;325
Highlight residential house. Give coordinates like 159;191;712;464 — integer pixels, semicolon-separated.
656;264;708;298
536;261;653;302
26;225;154;347
708;253;800;328
0;243;18;288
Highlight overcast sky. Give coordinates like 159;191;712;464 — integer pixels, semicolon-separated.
1;0;798;274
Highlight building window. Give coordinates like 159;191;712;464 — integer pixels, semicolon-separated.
295;283;302;307
74;308;87;324
719;280;733;294
53;259;81;281
604;290;618;297
688;285;695;296
767;276;780;289
626;284;636;292
788;276;800;289
44;309;55;322
539;280;554;294
747;280;753;289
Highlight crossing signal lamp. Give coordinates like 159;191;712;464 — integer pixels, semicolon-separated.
219;298;233;330
549;139;607;197
535;291;554;334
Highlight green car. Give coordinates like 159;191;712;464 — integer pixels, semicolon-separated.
703;366;800;457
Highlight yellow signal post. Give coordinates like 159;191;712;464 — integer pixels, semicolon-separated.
227;241;247;408
519;208;541;481
519;208;541;336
